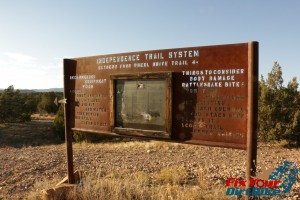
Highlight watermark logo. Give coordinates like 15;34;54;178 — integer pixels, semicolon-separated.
225;161;299;197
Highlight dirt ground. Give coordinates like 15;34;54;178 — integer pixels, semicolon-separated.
0;121;299;199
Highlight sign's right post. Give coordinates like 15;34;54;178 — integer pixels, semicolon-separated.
246;41;259;198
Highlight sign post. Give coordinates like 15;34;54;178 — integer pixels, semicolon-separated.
63;59;75;184
246;42;259;198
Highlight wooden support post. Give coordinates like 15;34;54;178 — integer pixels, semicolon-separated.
246;41;259;199
63;59;75;184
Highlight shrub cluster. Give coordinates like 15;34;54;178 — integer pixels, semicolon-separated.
0;86;62;123
258;62;300;145
53;105;65;140
0;86;31;122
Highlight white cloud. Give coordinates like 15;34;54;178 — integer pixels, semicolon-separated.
0;52;63;89
4;52;36;64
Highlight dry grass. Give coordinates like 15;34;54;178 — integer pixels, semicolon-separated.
2;121;300;199
31;113;55;121
154;165;188;185
27;166;229;200
74;140;182;152
26;175;62;200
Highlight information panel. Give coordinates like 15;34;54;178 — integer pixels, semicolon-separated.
115;79;166;131
64;42;258;149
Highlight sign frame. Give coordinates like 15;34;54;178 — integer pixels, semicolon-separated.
110;72;172;138
62;42;258;187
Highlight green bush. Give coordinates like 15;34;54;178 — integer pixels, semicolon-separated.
258;62;300;146
73;131;88;142
53;105;65;140
0;86;32;123
53;105;88;142
37;92;59;114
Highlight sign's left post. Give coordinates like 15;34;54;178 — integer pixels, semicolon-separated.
63;59;75;184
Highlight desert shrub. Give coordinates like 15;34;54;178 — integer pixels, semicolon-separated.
53;105;65;140
73;131;107;143
53;106;89;142
73;131;88;142
0;85;32;122
37;92;59;114
258;62;300;145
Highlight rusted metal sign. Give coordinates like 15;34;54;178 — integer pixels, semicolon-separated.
64;42;258;150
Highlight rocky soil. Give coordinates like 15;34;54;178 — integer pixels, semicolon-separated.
0;121;299;199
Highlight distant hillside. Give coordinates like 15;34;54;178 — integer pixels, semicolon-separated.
32;88;64;92
0;88;63;93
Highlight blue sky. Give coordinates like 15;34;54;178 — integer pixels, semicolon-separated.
0;0;299;89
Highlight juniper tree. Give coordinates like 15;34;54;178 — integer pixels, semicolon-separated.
258;62;300;145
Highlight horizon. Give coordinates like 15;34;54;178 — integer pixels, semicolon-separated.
0;87;62;90
1;1;300;89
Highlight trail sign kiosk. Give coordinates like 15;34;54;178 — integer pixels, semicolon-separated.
63;42;258;185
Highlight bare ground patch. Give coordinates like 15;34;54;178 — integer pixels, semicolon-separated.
0;121;61;148
0;122;299;199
